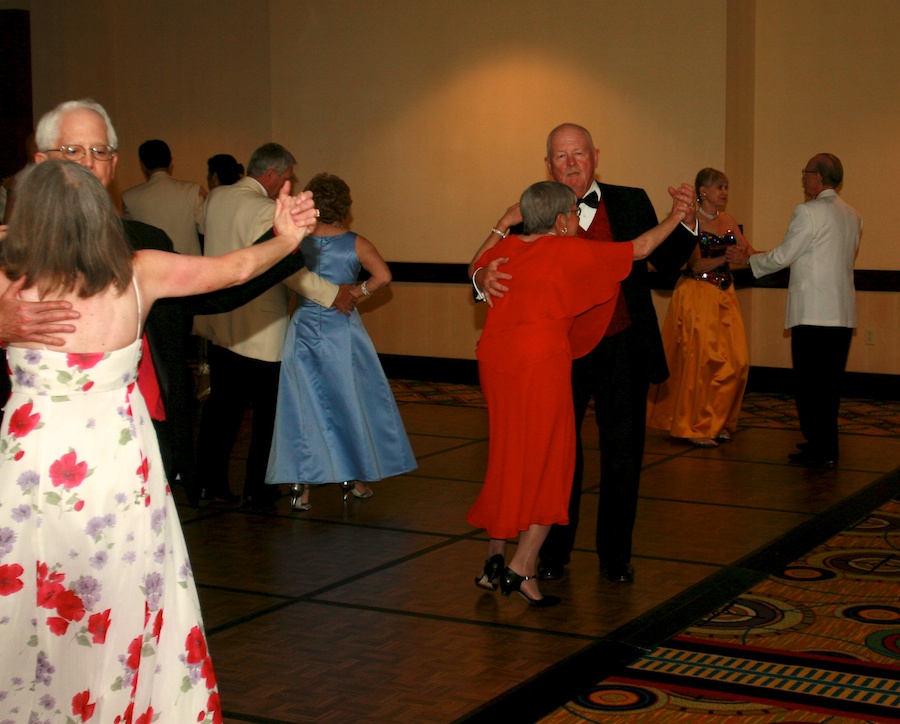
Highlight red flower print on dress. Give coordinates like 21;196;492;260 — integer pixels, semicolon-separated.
0;563;24;595
88;609;112;644
48;616;70;635
55;588;86;621
8;401;41;438
136;456;149;482
135;706;154;724
67;352;105;370
37;577;66;609
116;702;134;724
72;690;96;721
152;609;164;643
201;657;217;689
50;450;89;489
126;634;143;671
82;381;94;391
185;625;207;664
206;691;223;724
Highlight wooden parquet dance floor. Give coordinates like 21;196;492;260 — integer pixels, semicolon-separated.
172;386;900;723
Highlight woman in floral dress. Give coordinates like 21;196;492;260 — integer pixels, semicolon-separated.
0;160;315;722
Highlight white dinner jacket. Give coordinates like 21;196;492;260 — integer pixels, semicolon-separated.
750;189;861;329
192;176;338;362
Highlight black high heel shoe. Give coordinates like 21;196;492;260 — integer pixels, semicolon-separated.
499;567;561;608
474;554;505;591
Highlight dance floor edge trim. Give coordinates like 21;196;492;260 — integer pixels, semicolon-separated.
455;465;900;724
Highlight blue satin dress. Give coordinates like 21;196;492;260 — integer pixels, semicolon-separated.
265;232;417;485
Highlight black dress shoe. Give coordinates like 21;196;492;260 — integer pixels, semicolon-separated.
537;562;566;580
601;562;635;583
200;488;240;504
499;567;561;608
475;554;505;591
788;451;836;467
242;488;281;508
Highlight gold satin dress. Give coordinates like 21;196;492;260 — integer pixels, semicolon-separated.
647;231;749;440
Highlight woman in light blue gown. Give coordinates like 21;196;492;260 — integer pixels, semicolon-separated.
265;173;416;509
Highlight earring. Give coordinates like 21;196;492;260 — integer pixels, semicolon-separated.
562;226;568;234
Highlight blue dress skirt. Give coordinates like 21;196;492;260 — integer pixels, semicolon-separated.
265;232;417;484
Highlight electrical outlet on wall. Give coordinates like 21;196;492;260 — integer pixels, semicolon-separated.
865;329;876;346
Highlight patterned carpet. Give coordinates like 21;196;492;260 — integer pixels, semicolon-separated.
395;379;900;722
391;381;900;437
542;497;900;723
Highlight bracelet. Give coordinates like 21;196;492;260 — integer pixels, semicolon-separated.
360;280;372;296
490;227;507;238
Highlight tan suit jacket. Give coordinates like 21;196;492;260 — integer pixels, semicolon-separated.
122;171;205;256
192;176;338;362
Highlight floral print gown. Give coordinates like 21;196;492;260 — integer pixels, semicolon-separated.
0;337;220;723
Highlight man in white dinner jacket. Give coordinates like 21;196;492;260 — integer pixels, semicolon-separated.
727;153;861;467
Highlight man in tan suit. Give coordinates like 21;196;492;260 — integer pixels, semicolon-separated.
122;139;206;256
193;142;356;505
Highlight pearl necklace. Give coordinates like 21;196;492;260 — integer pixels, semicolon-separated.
697;206;719;221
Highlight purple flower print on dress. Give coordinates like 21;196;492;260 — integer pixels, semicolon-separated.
89;551;108;570
11;505;31;522
153;543;166;565
114;493;127;505
142;571;164;611
0;528;15;558
13;366;36;388
122;551;136;564
73;576;102;610
84;516;111;540
151;507;166;533
179;561;192;580
24;349;41;364
16;470;39;492
35;651;55;685
39;694;55;710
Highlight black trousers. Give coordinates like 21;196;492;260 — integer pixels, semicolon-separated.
196;344;281;499
791;325;852;460
540;325;648;568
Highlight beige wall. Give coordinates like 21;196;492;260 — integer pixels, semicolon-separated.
6;0;899;374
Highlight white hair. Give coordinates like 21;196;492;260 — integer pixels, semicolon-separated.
35;99;118;151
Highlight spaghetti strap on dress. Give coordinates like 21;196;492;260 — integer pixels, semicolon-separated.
0;278;221;722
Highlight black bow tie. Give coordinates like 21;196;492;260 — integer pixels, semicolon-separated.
578;191;599;208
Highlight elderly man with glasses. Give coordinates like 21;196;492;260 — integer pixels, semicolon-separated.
727;154;862;467
0;99;335;507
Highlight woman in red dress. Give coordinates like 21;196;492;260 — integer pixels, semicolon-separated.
467;181;690;607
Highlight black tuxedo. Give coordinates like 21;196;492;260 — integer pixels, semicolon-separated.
539;182;696;571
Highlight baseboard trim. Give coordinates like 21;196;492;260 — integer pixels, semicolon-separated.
381;355;900;401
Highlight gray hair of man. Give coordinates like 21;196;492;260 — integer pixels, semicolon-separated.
520;181;577;235
246;143;296;178
35;99;118;151
811;153;844;187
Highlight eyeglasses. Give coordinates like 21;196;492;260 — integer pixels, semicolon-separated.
43;145;117;162
801;168;819;176
565;207;582;217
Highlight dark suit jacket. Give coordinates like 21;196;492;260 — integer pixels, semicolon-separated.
497;182;696;385
598;183;696;383
124;222;305;406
